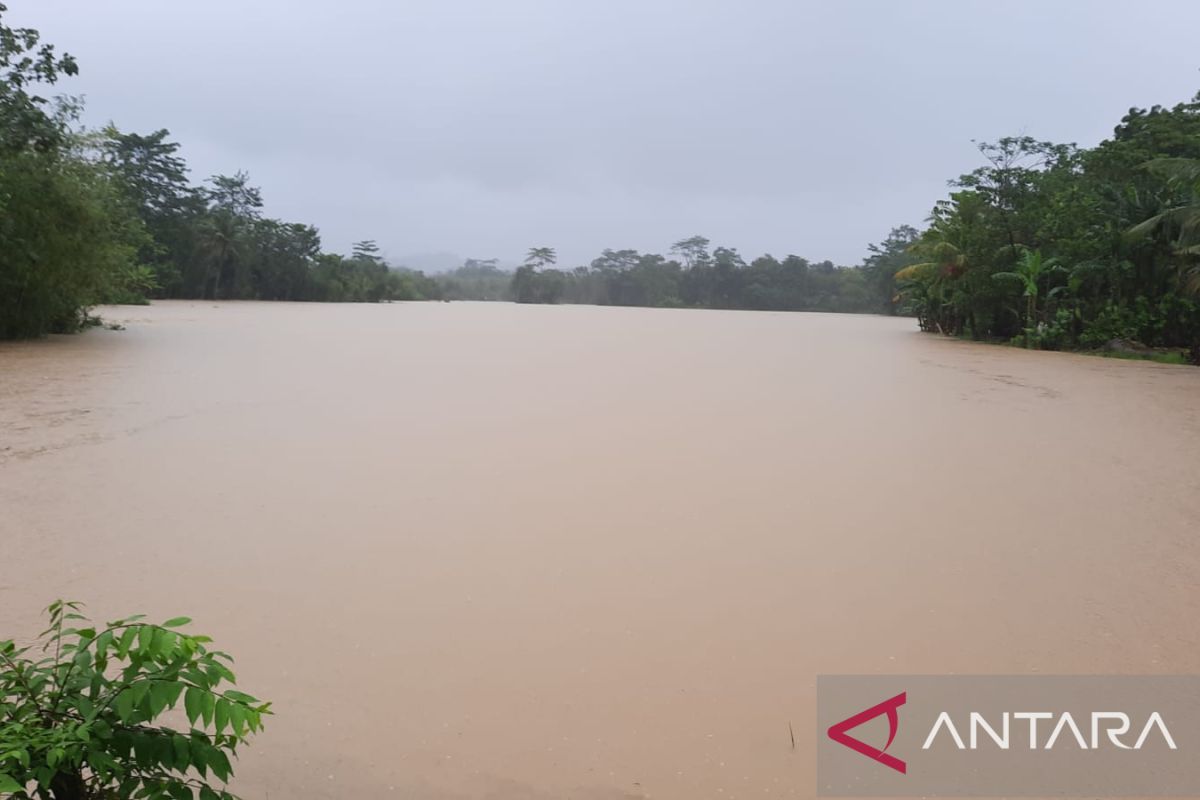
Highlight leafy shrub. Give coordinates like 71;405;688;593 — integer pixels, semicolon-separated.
1078;300;1158;348
0;601;270;800
1013;308;1076;350
99;265;159;306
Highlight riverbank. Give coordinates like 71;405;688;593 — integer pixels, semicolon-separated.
927;329;1196;366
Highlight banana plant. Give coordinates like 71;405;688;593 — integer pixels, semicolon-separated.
992;248;1064;347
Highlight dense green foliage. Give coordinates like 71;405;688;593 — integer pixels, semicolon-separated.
101;147;443;305
0;7;439;340
0;601;270;800
894;99;1200;356
507;236;906;313
506;93;1200;362
0;7;145;338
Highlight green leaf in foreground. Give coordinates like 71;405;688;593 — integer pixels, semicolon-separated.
0;600;271;800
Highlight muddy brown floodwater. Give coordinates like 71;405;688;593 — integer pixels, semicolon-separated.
3;300;1200;799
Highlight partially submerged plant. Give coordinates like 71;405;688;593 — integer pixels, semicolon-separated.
0;601;270;800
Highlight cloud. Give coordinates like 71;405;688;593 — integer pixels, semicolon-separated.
11;0;1200;265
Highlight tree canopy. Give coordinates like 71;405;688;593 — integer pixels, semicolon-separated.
891;100;1200;355
0;6;442;339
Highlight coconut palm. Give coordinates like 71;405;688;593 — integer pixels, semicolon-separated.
524;247;557;270
893;241;968;333
1128;158;1200;294
196;211;246;299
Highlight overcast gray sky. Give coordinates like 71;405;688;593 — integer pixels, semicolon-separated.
11;1;1200;269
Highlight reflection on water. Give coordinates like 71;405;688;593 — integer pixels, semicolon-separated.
3;300;1200;799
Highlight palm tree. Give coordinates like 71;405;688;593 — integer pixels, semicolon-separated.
524;247;557;270
1128;158;1200;294
893;241;967;333
196;212;246;299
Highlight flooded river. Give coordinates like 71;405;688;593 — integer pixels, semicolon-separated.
3;300;1200;799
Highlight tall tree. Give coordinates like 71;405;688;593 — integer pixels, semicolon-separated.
0;2;77;154
205;171;262;218
524;246;557;270
352;240;383;264
102;128;195;217
861;225;920;314
670;235;710;268
101;127;201;294
0;5;145;338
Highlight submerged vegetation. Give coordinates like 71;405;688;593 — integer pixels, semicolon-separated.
0;601;269;800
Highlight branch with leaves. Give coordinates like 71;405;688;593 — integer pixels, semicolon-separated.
0;601;271;800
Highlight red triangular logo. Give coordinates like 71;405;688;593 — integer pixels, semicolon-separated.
827;692;907;774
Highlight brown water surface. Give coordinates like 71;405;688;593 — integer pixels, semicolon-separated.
3;301;1199;799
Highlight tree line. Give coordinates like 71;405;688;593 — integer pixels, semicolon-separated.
891;103;1200;358
499;236;907;313
505;90;1200;361
0;5;441;340
4;3;1198;361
